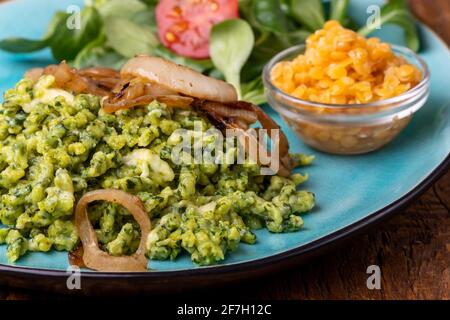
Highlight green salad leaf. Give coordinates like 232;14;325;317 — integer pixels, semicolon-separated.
49;7;103;61
72;34;126;69
96;0;147;20
0;8;63;53
0;38;49;53
290;0;325;31
74;46;126;69
210;19;255;99
242;77;266;105
131;8;157;31
329;0;350;24
286;29;311;44
138;0;159;6
358;0;420;52
251;0;289;33
241;38;287;83
154;46;214;73
104;17;158;58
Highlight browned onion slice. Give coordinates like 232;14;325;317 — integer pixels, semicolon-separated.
250;104;294;171
24;68;44;82
144;82;178;96
25;62;117;97
157;95;194;108
193;99;294;176
68;244;86;268
102;94;193;113
198;101;258;125
74;189;151;272
121;55;238;103
78;67;120;90
78;67;120;79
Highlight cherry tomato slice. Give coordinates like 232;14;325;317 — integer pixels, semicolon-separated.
156;0;239;59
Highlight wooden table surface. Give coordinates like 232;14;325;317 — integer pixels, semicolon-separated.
0;0;449;300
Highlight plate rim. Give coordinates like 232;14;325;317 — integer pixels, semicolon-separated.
0;1;449;285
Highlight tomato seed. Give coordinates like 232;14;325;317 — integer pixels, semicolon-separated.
165;32;177;42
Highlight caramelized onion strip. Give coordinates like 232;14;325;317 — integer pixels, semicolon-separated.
102;94;193;113
25;62;118;97
24;68;44;82
193;99;294;176
198;101;258;124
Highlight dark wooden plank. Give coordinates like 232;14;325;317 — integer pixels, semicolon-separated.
410;0;450;45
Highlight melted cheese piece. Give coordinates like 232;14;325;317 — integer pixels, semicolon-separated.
23;89;75;113
123;149;175;182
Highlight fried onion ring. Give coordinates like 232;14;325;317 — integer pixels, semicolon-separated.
74;189;151;272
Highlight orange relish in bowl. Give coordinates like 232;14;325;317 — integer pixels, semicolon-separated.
271;20;422;105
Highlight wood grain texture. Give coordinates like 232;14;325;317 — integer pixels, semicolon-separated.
0;0;449;300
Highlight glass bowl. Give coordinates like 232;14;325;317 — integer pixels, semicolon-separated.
263;44;431;155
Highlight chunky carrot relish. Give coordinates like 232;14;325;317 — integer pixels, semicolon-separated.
271;21;422;105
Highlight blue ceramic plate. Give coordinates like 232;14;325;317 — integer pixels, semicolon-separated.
0;0;449;293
